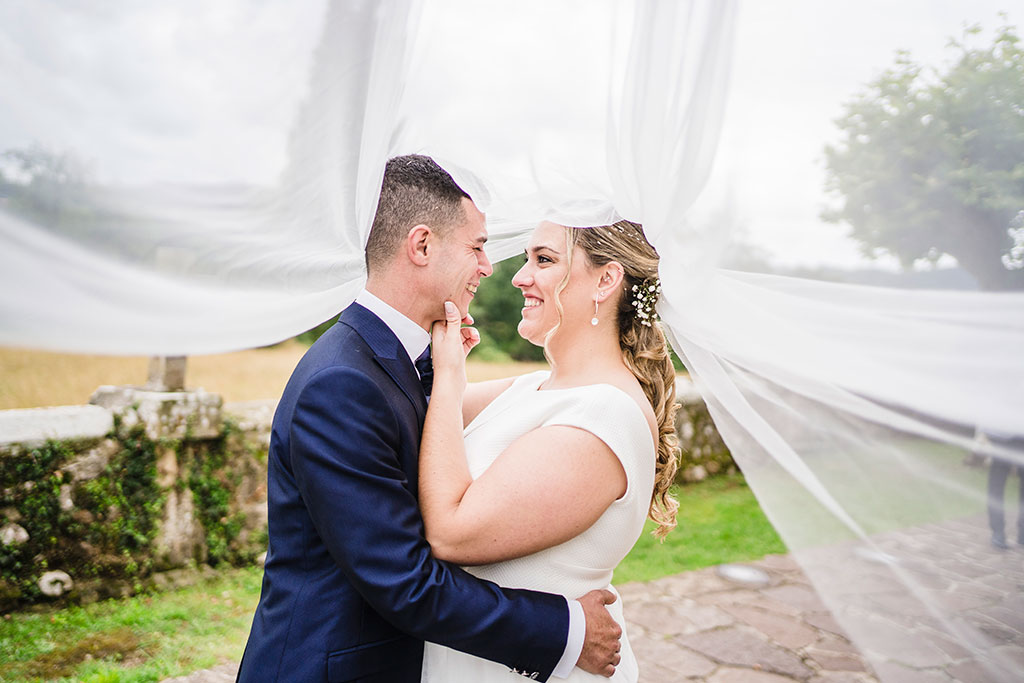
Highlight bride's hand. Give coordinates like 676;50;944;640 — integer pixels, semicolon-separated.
430;301;480;387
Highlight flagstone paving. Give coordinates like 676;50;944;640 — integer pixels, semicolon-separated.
619;554;878;683
165;514;1024;682
164;553;881;683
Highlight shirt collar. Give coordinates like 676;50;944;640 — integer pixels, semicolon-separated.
355;289;430;365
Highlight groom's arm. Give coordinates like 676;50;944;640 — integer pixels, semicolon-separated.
291;365;572;680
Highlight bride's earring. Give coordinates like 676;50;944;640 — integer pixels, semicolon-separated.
592;275;611;326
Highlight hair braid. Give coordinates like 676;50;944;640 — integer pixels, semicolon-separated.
568;220;681;538
618;303;680;538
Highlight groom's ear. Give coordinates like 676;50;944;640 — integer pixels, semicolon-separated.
406;224;432;266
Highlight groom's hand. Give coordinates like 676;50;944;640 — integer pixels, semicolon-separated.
576;589;622;677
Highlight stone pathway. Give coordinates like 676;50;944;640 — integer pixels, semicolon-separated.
163;553;879;683
165;510;1024;682
620;554;877;683
164;662;238;683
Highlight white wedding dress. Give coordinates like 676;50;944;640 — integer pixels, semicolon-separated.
421;370;656;683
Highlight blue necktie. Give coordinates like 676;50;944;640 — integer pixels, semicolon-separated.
414;347;433;398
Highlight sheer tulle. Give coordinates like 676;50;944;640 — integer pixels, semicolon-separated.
2;1;1022;680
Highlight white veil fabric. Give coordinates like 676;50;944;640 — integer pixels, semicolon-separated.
0;0;412;352
2;1;1023;680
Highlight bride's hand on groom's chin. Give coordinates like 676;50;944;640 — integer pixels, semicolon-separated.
430;301;479;387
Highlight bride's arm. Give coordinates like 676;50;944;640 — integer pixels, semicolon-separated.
421;424;627;565
459;308;514;425
421;303;627;566
462;377;514;426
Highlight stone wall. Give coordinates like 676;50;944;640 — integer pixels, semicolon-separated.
0;388;271;611
0;377;731;610
674;378;737;483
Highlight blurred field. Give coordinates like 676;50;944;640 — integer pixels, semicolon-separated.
0;344;547;410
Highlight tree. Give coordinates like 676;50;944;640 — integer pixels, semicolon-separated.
470;256;546;362
823;20;1024;290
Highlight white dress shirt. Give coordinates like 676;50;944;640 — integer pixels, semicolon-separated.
355;289;431;368
353;290;585;678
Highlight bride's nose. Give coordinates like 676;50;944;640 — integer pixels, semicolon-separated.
512;263;532;287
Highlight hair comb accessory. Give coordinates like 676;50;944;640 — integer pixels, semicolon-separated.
631;277;661;327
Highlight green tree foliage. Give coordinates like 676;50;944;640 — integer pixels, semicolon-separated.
295;317;337;345
470;255;546;362
823;20;1024;290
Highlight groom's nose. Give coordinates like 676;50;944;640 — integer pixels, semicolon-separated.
478;250;493;277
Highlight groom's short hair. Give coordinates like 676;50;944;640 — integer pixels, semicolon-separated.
365;154;471;274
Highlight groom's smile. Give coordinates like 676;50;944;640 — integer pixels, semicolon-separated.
432;197;492;319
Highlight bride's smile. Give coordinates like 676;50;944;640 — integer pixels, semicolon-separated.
522;296;542;308
513;221;610;347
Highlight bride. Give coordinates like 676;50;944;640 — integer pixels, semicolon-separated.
419;219;680;682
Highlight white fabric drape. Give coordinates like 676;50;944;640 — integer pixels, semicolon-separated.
0;0;416;352
2;1;1022;680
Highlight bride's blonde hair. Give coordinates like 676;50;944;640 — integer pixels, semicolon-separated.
544;220;680;538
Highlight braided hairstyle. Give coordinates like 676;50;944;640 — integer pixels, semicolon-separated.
554;220;680;538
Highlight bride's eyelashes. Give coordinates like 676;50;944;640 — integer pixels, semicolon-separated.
523;246;559;265
532;249;557;265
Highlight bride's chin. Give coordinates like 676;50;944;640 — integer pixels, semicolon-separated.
517;320;544;347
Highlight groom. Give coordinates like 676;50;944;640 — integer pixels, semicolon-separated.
237;155;622;682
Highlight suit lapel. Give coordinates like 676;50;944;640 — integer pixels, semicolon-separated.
337;303;428;424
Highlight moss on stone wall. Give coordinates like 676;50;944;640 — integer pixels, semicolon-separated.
185;419;256;567
0;434;161;608
0;419;265;610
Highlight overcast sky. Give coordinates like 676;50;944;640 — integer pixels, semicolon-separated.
0;1;325;184
0;1;1018;269
718;1;1021;268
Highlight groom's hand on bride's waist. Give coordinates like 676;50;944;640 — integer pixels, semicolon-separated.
576;589;622;677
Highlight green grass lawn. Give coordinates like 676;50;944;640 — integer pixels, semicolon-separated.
0;568;263;682
738;439;989;550
0;474;782;682
614;474;785;584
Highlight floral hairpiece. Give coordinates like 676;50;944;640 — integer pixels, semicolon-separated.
631;278;661;327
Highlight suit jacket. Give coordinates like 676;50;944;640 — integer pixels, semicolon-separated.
237;302;569;682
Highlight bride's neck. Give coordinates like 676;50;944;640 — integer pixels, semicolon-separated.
544;327;626;388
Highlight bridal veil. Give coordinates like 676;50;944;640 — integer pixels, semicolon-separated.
1;1;1022;679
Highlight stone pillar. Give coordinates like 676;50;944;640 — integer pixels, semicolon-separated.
146;356;187;392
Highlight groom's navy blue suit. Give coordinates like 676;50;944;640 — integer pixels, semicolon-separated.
237;303;569;682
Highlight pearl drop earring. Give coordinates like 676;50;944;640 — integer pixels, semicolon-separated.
591;297;599;326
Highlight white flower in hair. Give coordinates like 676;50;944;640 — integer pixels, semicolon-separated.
630;277;661;326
